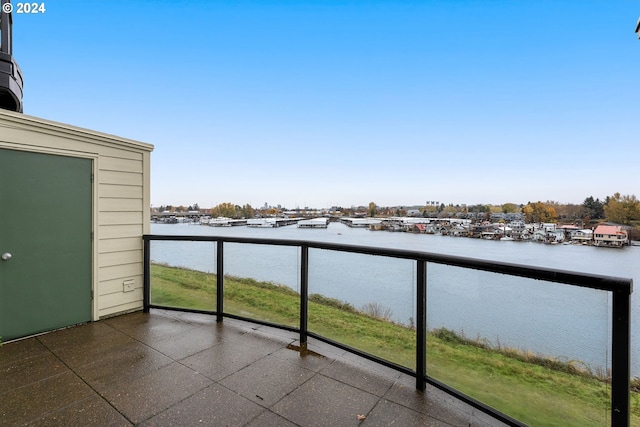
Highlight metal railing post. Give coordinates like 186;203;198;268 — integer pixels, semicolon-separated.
611;286;632;427
416;259;427;391
143;237;150;313
300;244;309;347
142;234;633;426
216;240;224;323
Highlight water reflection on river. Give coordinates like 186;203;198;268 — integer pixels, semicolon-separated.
150;222;639;376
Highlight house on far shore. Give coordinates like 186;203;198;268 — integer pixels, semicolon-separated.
593;225;629;247
571;229;594;244
412;223;427;233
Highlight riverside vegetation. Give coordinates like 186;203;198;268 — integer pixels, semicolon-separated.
151;263;640;427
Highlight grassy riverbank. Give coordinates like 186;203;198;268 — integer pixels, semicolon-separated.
150;263;639;426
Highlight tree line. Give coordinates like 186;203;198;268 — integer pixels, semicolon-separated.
365;192;640;226
521;194;640;225
156;192;639;227
156;203;257;219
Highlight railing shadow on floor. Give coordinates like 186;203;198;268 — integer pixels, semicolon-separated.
143;234;633;427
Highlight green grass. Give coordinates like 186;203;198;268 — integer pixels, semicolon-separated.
150;263;639;427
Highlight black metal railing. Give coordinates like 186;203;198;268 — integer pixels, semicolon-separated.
143;234;633;427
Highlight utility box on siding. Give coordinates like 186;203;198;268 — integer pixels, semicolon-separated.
0;110;153;340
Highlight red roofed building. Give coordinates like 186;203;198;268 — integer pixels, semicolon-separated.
593;225;629;247
412;223;427;233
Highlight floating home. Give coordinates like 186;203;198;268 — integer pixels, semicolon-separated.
593;225;629;247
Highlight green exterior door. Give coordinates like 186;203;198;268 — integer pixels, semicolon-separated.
0;148;92;341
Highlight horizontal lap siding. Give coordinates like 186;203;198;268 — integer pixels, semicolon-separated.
100;211;144;225
99;295;144;318
99;237;142;253
99;263;142;282
1;111;153;320
101;198;142;212
101;184;142;199
97;153;146;317
99;250;143;268
99;224;143;239
100;156;143;173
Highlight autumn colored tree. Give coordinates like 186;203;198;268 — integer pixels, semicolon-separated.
422;205;438;215
239;204;255;219
368;202;377;217
555;203;582;221
211;202;239;218
442;204;458;216
522;201;557;223
501;203;518;214
604;193;640;224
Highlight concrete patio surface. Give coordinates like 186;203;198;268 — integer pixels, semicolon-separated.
0;309;507;426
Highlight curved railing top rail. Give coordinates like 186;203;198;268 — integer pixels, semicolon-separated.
143;234;633;293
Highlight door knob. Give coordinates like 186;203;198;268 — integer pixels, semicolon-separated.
1;253;12;261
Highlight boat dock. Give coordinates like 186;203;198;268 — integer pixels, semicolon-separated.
208;218;248;227
247;218;301;228
298;218;330;228
340;218;383;228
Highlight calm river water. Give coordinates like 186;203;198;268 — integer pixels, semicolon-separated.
150;222;640;377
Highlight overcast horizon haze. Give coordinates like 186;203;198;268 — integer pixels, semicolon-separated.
10;1;640;209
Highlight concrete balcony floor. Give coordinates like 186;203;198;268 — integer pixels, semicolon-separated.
1;309;507;426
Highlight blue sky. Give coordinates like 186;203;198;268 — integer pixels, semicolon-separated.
11;1;640;209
